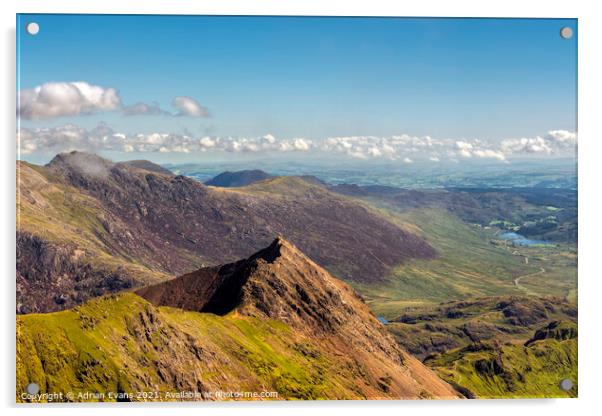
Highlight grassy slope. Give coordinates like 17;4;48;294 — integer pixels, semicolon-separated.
348;206;576;316
386;296;576;357
338;197;578;399
383;295;578;399
425;337;577;398
17;293;388;402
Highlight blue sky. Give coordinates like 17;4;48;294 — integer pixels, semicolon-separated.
17;15;577;164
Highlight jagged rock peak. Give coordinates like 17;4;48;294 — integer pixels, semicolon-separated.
138;236;365;333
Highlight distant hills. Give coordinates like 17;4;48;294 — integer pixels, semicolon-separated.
205;169;272;187
17;238;460;401
331;184;577;243
120;159;174;175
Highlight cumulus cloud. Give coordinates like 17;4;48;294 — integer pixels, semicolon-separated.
501;130;577;156
18;81;211;120
172;96;209;117
18;124;576;163
18;82;122;120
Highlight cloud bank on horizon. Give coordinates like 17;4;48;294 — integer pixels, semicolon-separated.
18;123;576;163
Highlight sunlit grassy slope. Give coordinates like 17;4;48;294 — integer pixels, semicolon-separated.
17;293;396;402
425;336;577;398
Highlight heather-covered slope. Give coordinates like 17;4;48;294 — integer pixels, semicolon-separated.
17;238;460;402
17;152;435;313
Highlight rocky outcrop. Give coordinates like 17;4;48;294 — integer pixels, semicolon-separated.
525;321;578;346
136;237;462;399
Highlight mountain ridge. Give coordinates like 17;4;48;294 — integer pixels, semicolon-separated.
17;238;460;401
17;152;436;312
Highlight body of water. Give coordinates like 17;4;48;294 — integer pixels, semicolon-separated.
499;232;554;247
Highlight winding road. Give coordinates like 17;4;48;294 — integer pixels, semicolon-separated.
514;267;546;289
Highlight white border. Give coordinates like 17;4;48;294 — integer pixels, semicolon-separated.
2;1;601;416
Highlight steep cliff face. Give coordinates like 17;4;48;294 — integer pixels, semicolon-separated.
17;239;460;402
17;152;436;313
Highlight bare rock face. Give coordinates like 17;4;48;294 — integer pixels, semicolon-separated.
137;238;461;399
16;232;133;313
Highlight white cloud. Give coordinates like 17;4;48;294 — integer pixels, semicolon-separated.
455;140;506;161
18;81;212;120
18;124;576;163
18;82;122;120
262;134;276;144
293;138;311;151
455;141;474;158
199;136;216;148
172;96;209;117
501;130;577;156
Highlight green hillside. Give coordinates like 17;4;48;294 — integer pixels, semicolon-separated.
18;293;361;402
425;335;577;398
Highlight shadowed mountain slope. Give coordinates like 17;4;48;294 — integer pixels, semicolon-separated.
17;238;460;401
17;152;435;312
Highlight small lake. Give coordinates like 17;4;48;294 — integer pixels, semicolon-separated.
499;232;554;247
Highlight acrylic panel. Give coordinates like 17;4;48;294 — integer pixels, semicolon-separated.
16;14;577;402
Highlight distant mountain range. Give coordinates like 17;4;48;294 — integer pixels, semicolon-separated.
17;151;435;313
